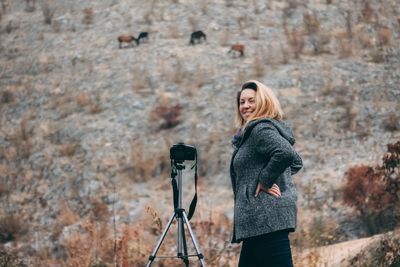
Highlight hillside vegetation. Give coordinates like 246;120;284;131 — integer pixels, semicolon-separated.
0;0;399;266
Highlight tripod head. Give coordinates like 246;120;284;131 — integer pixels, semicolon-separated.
169;142;198;221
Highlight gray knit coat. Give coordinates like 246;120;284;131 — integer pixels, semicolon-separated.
230;118;303;243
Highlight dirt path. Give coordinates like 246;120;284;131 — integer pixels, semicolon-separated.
296;234;383;267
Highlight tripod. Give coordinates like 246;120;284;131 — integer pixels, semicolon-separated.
146;161;206;267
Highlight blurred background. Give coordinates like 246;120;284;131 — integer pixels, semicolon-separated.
0;0;399;266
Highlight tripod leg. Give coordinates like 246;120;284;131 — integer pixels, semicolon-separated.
179;218;190;267
182;211;207;267
146;213;175;267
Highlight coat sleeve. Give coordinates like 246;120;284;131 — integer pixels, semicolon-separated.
254;125;302;188
290;151;303;175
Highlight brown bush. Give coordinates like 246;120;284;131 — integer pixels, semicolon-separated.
152;103;183;129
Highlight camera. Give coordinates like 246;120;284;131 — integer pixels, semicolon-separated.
170;142;196;161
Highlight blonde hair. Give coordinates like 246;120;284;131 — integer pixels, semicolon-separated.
235;80;283;128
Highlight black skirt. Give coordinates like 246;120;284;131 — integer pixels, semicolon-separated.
238;230;294;267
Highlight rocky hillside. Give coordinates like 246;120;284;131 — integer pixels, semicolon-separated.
0;0;399;266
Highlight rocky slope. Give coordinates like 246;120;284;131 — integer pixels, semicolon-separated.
0;0;399;265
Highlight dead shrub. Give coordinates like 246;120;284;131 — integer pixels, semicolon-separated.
75;93;91;108
284;26;304;59
335;33;353;58
344;10;352;39
1;0;8;13
310;33;331;55
152;103;183;129
82;8;94;25
225;0;234;7
24;0;35;12
1;90;13;103
253;53;265;77
0;247;28;266
171;60;184;84
306;217;340;246
359;1;375;23
0;213;27;243
126;141;169;182
382;113;400;132
0;180;7;197
219;30;231;46
200;0;208;14
91;199;110;222
168;23;180;39
132;68;149;92
377;27;392;47
143;10;153;25
58;142;80;157
188;17;198;32
41;2;55;25
369;47;386;63
303;12;320;35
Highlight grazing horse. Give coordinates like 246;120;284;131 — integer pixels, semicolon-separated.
138;32;149;44
117;35;139;49
189;30;206;45
228;44;245;57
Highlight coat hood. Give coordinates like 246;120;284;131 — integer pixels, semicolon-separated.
241;118;296;146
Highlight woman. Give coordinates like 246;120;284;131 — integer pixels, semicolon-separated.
230;80;303;267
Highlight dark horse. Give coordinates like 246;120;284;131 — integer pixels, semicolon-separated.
189;30;206;45
138;32;149;44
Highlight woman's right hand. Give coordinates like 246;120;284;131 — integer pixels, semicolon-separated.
255;183;281;197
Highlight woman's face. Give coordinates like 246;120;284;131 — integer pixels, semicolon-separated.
239;89;256;121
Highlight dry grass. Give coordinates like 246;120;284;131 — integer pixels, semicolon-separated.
58;141;80;157
335;32;353;58
132;67;150;92
284;27;304;59
188;17;198;32
200;0;208;14
253;52;265;77
168;23;180;39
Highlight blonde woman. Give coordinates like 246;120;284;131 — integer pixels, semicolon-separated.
230;80;303;266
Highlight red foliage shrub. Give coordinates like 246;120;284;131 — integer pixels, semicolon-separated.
343;165;394;214
342;141;400;234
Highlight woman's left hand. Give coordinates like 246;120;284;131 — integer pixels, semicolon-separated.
255;183;281;197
